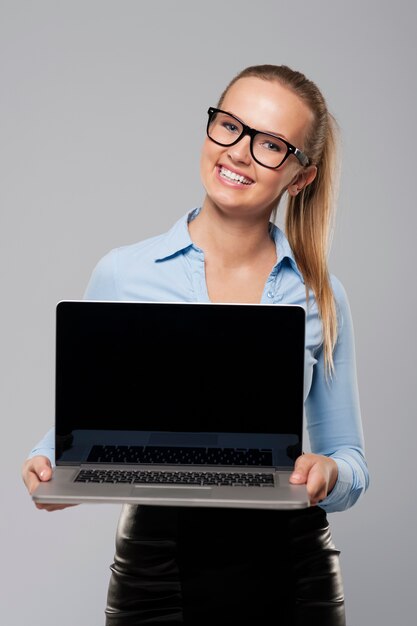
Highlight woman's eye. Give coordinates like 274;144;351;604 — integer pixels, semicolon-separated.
263;140;281;152
223;122;239;133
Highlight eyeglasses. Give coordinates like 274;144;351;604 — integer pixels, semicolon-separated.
206;107;310;169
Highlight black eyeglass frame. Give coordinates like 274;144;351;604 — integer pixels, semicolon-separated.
206;107;310;169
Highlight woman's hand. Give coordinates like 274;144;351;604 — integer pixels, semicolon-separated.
289;453;338;506
22;455;77;512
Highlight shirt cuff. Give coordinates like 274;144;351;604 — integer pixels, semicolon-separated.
318;457;353;513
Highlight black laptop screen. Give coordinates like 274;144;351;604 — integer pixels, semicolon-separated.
55;301;305;464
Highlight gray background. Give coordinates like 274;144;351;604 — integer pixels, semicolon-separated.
1;1;416;624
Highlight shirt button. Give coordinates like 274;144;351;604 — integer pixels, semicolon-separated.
267;290;274;298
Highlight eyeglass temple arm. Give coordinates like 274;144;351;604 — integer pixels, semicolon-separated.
293;148;309;167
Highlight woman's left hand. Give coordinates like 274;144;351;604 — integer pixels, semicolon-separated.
289;453;338;506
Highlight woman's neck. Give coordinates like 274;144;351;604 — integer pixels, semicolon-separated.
189;200;275;268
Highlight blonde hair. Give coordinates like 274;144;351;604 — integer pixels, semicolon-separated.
218;64;340;376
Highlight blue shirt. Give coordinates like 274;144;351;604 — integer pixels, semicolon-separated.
29;208;369;513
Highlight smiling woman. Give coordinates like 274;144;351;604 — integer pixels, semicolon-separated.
22;63;369;625
199;75;316;216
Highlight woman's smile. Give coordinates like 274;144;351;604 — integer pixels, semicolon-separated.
217;164;254;186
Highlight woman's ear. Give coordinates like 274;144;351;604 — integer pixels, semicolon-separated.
287;165;317;197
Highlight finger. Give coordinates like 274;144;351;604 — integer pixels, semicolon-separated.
289;454;315;484
304;464;328;505
36;503;78;512
23;457;52;494
23;466;42;494
33;457;53;481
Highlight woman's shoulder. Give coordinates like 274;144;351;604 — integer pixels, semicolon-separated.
89;231;168;283
84;211;194;300
110;230;172;263
330;273;349;302
329;273;355;334
329;273;353;309
98;211;192;266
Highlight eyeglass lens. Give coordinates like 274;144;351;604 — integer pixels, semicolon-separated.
208;110;289;168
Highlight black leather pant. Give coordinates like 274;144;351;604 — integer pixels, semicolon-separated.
105;504;346;625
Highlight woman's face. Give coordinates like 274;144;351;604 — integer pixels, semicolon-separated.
200;76;316;218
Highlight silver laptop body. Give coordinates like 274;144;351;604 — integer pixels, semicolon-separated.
32;300;310;510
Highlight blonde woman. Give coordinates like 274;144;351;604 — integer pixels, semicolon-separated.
23;64;369;625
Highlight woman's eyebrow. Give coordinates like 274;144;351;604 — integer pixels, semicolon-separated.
227;109;289;140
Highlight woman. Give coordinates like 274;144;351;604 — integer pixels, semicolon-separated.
23;64;369;625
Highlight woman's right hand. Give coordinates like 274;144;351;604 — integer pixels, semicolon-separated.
22;455;78;512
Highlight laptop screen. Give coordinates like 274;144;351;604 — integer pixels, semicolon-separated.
55;301;305;467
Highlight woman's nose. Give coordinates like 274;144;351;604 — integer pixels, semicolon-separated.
226;135;252;165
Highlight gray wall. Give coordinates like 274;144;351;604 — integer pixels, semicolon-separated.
1;1;416;624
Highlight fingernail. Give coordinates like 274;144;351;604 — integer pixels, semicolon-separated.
40;469;48;479
291;473;302;481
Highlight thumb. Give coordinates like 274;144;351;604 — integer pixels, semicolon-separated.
34;457;53;481
290;454;312;484
23;455;53;495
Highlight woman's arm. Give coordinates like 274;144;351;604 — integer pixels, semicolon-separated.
301;277;370;513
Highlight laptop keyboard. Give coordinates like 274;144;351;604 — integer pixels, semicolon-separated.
74;469;275;487
75;445;276;487
86;445;273;466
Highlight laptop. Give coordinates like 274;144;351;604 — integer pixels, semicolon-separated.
32;300;310;510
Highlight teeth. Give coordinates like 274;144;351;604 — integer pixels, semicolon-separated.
220;166;252;185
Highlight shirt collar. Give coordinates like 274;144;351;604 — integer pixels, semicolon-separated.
154;208;305;283
154;209;198;261
269;222;305;283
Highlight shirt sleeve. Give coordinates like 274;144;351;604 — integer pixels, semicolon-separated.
83;249;120;300
306;276;370;513
27;427;55;466
26;251;119;464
